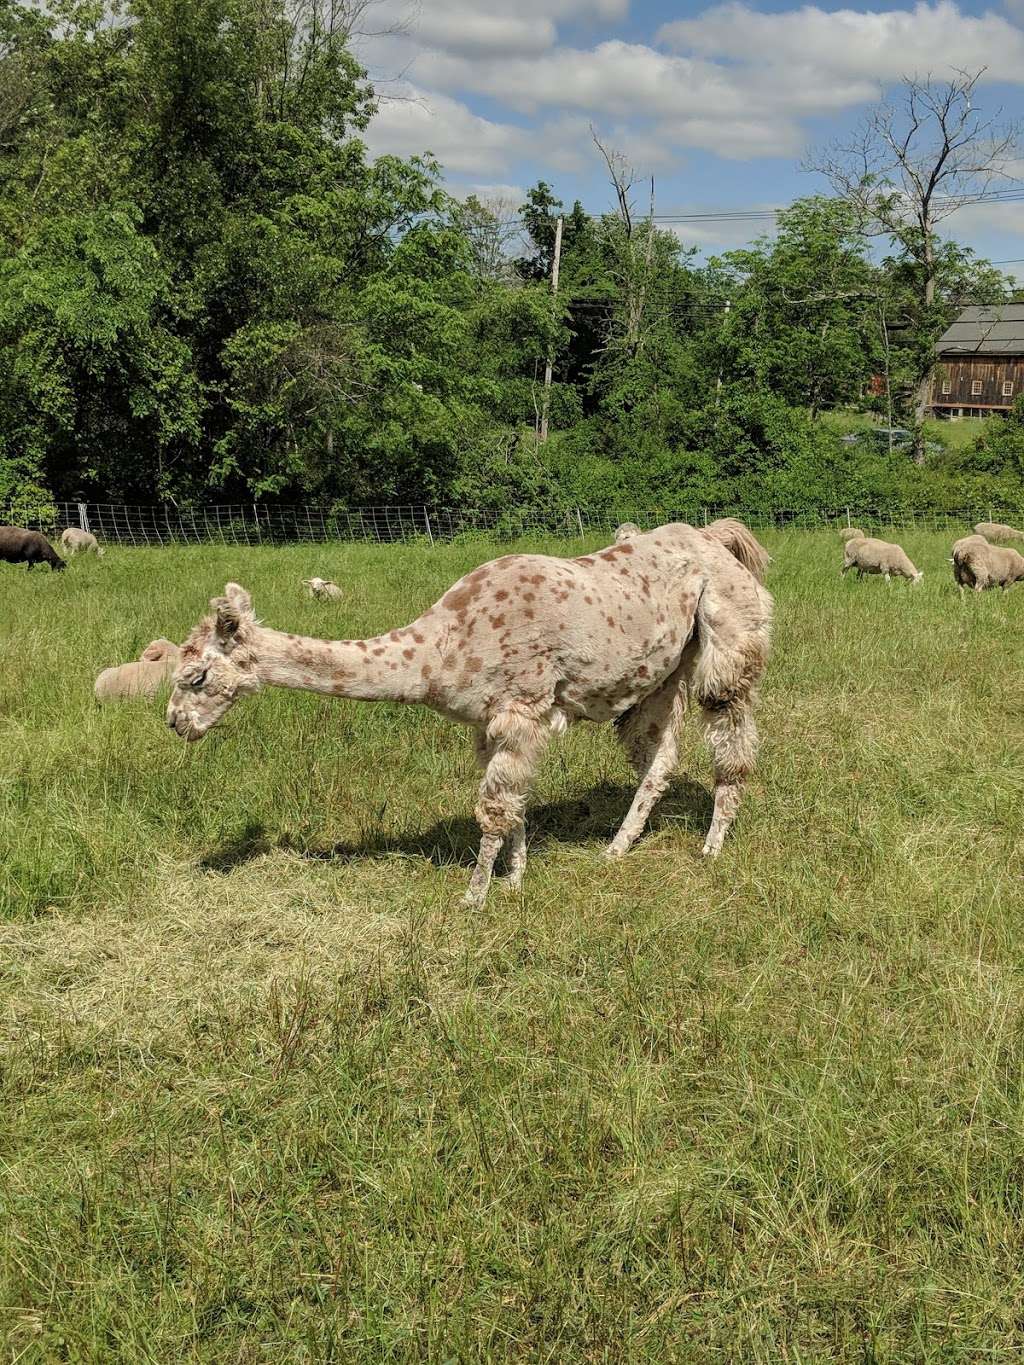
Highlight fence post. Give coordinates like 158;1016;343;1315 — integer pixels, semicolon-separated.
423;506;434;546
78;502;90;533
575;506;584;537
845;506;851;528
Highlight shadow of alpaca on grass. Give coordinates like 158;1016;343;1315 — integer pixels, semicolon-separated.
198;780;715;876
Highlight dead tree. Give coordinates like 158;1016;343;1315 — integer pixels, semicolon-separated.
810;70;1020;450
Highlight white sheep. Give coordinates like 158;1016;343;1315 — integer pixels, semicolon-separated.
974;521;1024;543
94;639;180;701
952;535;1024;592
842;536;923;584
302;577;344;601
614;522;641;544
61;527;105;556
839;527;866;542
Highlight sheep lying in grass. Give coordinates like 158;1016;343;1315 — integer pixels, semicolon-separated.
94;639;181;701
840;527;866;542
952;535;1024;592
302;577;344;601
974;521;1024;543
61;528;105;556
842;535;923;584
614;522;641;544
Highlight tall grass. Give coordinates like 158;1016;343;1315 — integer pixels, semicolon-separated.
2;534;1023;1360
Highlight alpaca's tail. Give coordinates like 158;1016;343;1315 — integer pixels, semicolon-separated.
703;518;771;584
689;574;773;713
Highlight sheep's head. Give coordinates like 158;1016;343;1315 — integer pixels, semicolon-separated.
614;523;641;544
911;570;924;585
302;577;337;599
140;638;178;663
166;584;261;742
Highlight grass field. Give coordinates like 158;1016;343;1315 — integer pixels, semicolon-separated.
2;532;1023;1360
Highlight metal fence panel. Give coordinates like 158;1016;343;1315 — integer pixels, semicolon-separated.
4;502;1021;545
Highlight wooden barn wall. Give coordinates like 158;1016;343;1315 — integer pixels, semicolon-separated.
931;356;1024;409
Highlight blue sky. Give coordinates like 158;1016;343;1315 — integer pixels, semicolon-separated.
361;0;1024;274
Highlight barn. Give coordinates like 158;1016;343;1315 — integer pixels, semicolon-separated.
930;304;1024;418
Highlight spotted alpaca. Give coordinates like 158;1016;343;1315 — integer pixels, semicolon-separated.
168;524;773;905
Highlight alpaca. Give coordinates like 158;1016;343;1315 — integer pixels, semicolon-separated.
702;519;771;584
167;525;773;905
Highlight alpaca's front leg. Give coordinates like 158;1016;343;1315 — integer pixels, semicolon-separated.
606;682;685;859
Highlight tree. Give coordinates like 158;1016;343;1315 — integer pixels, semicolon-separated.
811;70;1021;448
709;198;879;418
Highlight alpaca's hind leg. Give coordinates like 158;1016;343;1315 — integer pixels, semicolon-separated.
700;698;757;857
464;710;549;907
606;684;685;859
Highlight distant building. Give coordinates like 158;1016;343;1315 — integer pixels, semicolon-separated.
930;304;1024;418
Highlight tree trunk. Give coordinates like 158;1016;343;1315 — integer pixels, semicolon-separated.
912;232;936;463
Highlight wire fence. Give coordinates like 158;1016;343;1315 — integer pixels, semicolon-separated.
3;501;1022;546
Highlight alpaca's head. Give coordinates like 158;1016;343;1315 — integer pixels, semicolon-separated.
166;583;261;742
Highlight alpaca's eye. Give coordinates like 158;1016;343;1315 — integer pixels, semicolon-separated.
191;670;208;688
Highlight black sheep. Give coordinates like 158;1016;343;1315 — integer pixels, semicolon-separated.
0;525;66;571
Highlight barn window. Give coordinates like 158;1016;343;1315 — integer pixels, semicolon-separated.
941;378;952;394
971;379;983;395
1003;381;1014;397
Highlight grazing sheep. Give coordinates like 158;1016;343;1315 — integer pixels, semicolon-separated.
61;527;105;556
974;521;1024;543
840;527;866;542
952;535;1024;593
0;525;65;571
302;577;344;601
842;535;923;584
614;522;641;544
94;639;181;701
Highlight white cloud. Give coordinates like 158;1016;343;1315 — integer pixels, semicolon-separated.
363;89;530;175
415;8;557;59
659;2;1024;86
939;196;1024;239
361;1;1024;176
410;41;813;156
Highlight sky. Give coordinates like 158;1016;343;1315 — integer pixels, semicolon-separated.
357;0;1024;275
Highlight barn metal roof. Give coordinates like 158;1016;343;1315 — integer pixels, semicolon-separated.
935;304;1024;356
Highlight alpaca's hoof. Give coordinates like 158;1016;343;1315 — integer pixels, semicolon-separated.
603;842;626;861
499;871;525;894
701;840;721;858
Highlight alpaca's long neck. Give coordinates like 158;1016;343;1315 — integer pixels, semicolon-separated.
249;623;435;704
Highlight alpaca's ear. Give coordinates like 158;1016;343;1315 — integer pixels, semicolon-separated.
224;583;253;616
210;583;253;642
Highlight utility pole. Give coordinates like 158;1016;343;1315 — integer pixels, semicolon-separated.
715;298;731;404
540;215;563;443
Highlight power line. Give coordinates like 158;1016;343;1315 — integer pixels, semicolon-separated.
464;186;1024;232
